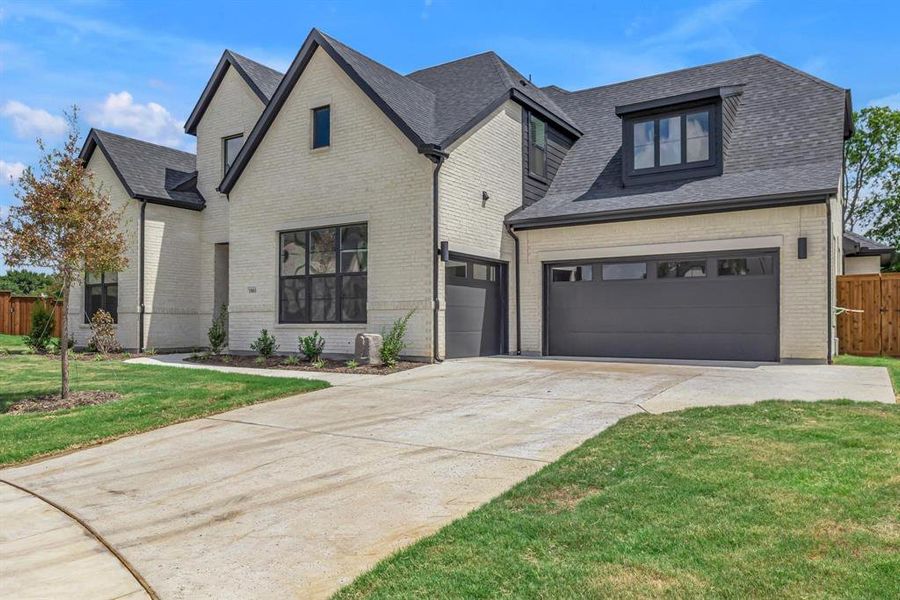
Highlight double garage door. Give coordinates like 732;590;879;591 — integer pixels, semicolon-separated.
546;250;779;362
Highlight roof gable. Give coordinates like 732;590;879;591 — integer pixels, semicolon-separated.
80;129;205;210
184;50;284;135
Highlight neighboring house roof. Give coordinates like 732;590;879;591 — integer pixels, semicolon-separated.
80;129;205;210
184;50;284;135
507;54;851;228
219;28;581;194
843;231;895;266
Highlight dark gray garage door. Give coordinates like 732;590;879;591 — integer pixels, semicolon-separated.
546;251;778;361
446;257;504;358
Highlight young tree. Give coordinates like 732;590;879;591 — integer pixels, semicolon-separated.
843;106;900;247
0;109;128;398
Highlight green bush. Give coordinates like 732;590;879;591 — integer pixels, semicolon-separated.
25;301;55;353
282;355;301;366
299;330;325;362
251;329;278;358
380;310;414;367
208;304;228;354
345;359;359;369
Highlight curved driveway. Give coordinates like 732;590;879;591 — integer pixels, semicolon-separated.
0;357;892;599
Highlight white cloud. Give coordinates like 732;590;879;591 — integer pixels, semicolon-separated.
88;91;187;148
0;160;26;186
1;101;67;138
869;92;900;110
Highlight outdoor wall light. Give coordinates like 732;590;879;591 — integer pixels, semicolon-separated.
798;237;807;259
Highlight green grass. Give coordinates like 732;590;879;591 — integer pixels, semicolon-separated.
0;334;31;354
335;401;900;599
0;355;329;465
835;355;900;398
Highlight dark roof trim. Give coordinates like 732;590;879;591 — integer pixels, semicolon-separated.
615;85;744;117
220;29;431;194
184;50;271;135
507;189;834;230
79;130;205;211
843;89;855;139
510;88;583;138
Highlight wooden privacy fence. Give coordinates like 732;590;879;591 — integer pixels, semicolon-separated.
0;291;63;337
836;273;900;357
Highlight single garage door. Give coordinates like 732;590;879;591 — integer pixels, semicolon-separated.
446;257;504;358
546;250;778;361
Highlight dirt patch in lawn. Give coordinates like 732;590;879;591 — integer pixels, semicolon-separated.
186;354;424;375
7;391;122;414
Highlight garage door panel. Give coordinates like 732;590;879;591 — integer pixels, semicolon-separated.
446;258;503;359
546;250;778;361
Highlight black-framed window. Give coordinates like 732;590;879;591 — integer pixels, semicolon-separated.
223;134;243;174
602;262;647;281
551;265;592;282
84;272;118;323
718;256;774;276
279;223;366;323
312;105;331;149
624;104;718;184
657;260;707;278
528;113;547;178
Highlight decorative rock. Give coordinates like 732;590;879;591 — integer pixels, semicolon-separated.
355;333;383;366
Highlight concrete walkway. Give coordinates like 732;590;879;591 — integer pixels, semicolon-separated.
1;357;893;599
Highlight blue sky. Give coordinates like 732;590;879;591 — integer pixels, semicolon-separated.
1;0;898;273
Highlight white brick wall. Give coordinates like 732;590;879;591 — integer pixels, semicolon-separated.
227;47;434;357
517;203;831;361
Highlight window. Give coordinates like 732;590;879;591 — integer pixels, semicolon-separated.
602;262;647;280
312;105;331;149
717;256;773;276
628;107;714;175
446;260;467;278
223;134;243;174
279;224;366;323
528;113;547;178
472;263;497;281
84;272;118;323
551;265;592;282
657;260;707;278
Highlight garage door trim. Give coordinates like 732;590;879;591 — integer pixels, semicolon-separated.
541;248;780;360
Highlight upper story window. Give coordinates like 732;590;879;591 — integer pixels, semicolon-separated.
312;105;331;149
528;113;547;179
630;108;712;172
84;271;118;323
223;134;243;174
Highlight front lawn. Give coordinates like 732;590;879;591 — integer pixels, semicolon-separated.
0;334;31;354
835;355;900;399
335;401;900;599
0;355;328;465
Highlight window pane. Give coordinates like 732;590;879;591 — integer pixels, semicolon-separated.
446;260;466;278
103;271;118;284
313;106;330;148
280;277;307;322
105;284;118;322
472;263;497;281
659;116;682;166
686;111;710;162
309;228;337;274
311;277;337;321
551;265;592;282
87;286;102;320
85;272;101;285
602;262;647;280
633;120;655;169
340;225;368;272
718;256;773;276
530;115;546;148
658;260;707;278
340;276;367;322
224;135;243;172
280;231;307;276
530;115;546;177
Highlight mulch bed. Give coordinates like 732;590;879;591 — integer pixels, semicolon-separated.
7;391;122;414
186;354;424;375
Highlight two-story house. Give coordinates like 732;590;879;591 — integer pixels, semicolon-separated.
72;28;852;363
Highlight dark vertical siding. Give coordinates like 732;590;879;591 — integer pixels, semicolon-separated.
522;110;575;206
721;94;742;163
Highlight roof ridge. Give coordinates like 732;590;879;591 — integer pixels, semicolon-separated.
91;128;195;157
225;49;285;76
755;54;846;94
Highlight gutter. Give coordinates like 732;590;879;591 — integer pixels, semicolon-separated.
505;223;522;355
826;197;833;363
422;146;448;363
138;200;147;353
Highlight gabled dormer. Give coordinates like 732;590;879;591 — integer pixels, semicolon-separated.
615;85;743;186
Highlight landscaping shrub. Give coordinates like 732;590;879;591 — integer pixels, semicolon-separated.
87;309;121;355
282;355;301;366
25;301;55;353
299;331;325;362
251;329;278;358
208;304;227;354
380;310;414;367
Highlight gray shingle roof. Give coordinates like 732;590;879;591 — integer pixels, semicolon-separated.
226;50;284;101
843;230;895;255
81;129;205;210
508;54;849;226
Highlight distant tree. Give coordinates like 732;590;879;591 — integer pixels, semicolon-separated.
0;108;128;399
843;106;900;252
0;269;61;297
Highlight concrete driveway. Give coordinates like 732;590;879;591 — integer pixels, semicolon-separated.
1;357;893;599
